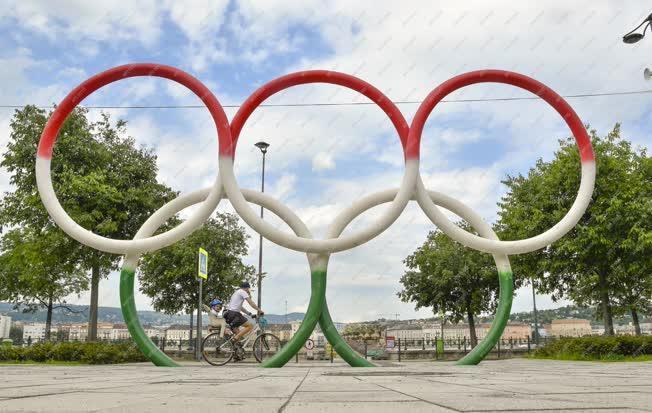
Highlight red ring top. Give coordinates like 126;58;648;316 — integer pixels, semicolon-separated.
37;63;230;160
226;70;410;159
407;70;595;162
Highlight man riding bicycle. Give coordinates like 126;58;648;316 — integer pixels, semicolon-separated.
220;282;264;359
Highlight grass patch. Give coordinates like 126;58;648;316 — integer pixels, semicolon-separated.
0;360;85;366
0;341;147;364
532;335;652;362
530;353;652;362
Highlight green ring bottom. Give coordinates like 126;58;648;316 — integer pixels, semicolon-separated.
119;268;512;367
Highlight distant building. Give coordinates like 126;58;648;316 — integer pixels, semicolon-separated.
310;330;326;347
441;323;470;340
57;322;117;341
591;326;605;335
165;324;207;342
289;321;302;337
0;315;11;339
332;322;347;333
386;324;423;340
97;323;115;341
422;324;441;341
639;319;652;334
23;323;58;343
550;319;592;337
614;321;652;336
388;322;530;342
500;323;531;340
268;323;292;342
143;325;164;340
111;323;130;340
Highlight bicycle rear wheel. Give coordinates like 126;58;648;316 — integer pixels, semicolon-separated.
202;333;234;366
253;333;281;363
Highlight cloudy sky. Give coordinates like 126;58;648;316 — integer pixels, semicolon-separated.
1;1;650;322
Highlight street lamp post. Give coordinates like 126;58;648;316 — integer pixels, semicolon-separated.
531;277;539;345
254;141;270;311
622;13;652;44
623;13;652;80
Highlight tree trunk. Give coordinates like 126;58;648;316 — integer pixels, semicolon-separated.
597;270;614;336
44;296;53;341
631;307;641;336
189;310;194;348
466;299;478;347
88;252;100;341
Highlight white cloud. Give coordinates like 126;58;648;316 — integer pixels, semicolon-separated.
3;0;165;46
6;0;651;323
270;173;297;201
164;0;229;42
312;151;335;171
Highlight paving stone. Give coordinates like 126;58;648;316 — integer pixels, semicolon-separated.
99;396;288;413
0;359;650;412
283;400;456;412
292;390;416;403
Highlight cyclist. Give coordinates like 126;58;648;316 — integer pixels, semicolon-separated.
208;298;223;315
223;282;264;358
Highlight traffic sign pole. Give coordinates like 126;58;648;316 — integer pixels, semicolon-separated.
197;248;208;361
196;277;202;361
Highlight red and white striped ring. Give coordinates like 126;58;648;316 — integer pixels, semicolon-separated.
35;63;229;254
218;70;417;253
411;70;595;254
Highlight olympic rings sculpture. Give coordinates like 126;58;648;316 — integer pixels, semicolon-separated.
36;63;595;368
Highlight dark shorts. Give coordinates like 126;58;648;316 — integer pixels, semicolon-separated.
224;310;248;328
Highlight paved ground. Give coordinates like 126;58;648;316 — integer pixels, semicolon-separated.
0;359;650;412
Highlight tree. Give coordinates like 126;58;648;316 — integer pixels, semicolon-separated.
0;226;87;340
498;125;651;335
398;223;502;347
139;214;255;317
343;323;382;340
9;324;23;345
1;105;176;340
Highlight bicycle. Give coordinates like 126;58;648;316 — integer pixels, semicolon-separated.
201;315;281;366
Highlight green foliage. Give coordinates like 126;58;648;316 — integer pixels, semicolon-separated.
0;226;87;314
9;325;23;346
399;222;507;323
498;125;651;333
0;105;176;338
139;214;255;315
0;341;147;364
342;323;383;339
534;335;652;360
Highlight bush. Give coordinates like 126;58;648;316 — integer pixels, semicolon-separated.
0;345;23;361
0;341;147;364
535;336;652;360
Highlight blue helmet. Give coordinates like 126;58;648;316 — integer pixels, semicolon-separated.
209;299;222;307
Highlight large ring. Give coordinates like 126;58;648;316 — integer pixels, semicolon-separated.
36;63;229;255
219;70;417;254
411;70;595;254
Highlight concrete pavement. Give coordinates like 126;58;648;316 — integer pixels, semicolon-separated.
1;359;650;412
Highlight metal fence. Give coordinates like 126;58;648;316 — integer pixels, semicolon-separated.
339;335;562;362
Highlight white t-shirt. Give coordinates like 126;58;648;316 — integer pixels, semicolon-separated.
227;289;250;312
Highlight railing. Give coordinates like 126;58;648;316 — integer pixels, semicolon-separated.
341;335;562;361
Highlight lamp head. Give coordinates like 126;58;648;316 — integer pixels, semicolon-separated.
255;141;270;154
622;15;651;44
623;32;645;44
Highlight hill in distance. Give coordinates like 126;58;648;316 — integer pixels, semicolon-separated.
0;302;305;326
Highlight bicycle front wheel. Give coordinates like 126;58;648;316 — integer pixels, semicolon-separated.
202;333;234;366
253;333;281;363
